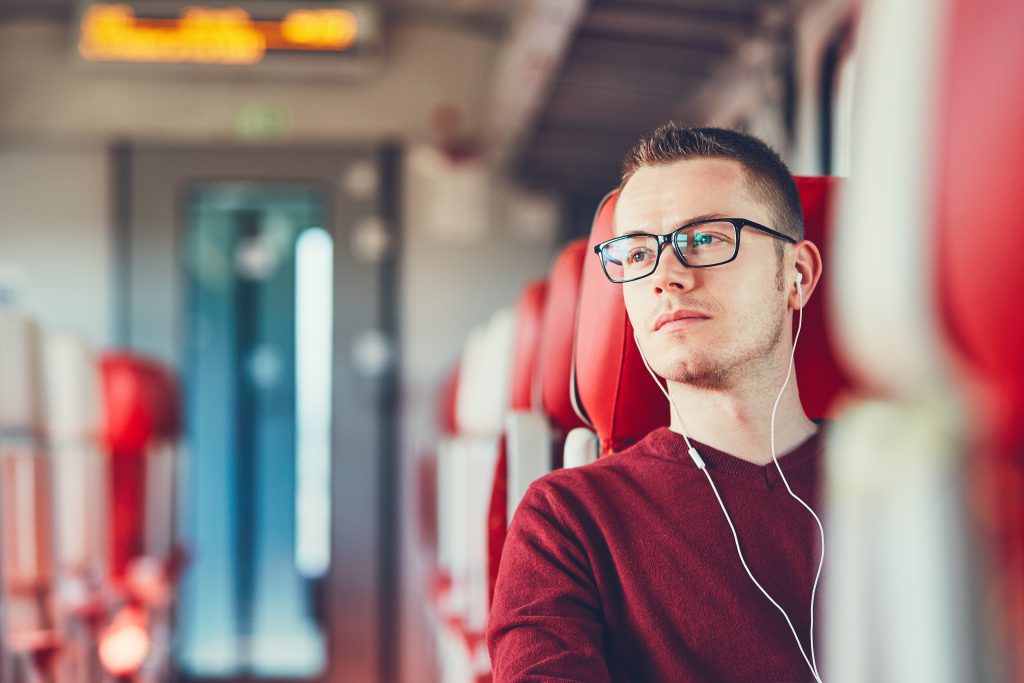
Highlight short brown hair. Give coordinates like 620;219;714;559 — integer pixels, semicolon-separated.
620;124;804;241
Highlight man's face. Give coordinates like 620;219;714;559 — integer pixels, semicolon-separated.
615;158;791;390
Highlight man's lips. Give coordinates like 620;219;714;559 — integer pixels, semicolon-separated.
653;309;710;331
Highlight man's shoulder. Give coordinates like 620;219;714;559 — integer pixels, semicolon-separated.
508;453;637;548
521;433;677;514
527;452;621;495
535;439;649;483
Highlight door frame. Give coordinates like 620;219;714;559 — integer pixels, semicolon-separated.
115;143;400;683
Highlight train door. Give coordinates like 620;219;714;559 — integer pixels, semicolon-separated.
118;146;398;683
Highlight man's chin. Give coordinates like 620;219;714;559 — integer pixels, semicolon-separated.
650;352;728;390
651;352;708;378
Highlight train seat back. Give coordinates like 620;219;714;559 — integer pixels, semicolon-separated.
98;353;183;680
536;240;589;446
502;279;550;521
499;238;590;528
790;176;850;418
438;242;589;683
824;1;1024;679
508;280;548;413
572;191;666;462
45;334;109;587
435;309;516;681
529;239;592;473
99;354;159;583
143;364;181;572
45;333;113;683
487;237;590;590
0;308;59;674
0;310;55;608
446;310;516;625
433;365;461;604
936;9;1024;674
488;242;591;607
432;357;473;683
487;280;548;605
99;353;183;600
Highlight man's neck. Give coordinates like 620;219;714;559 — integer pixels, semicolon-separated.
665;373;817;466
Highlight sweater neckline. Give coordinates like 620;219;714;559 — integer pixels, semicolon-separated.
637;424;823;488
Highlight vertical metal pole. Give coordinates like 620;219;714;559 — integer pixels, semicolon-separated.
233;209;262;679
376;145;401;683
111;143;133;349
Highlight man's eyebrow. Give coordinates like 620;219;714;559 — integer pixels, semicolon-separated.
681;212;730;224
617;212;730;235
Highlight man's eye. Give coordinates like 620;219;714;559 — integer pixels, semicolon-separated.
692;232;730;247
628;248;654;263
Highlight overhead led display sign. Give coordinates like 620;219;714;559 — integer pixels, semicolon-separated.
78;2;372;65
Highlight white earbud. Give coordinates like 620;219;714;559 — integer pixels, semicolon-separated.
795;272;804;287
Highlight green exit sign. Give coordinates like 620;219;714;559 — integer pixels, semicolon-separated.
234;105;288;140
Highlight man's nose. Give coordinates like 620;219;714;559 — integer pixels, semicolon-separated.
650;244;696;293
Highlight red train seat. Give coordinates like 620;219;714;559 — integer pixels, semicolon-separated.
437;241;590;683
435;308;516;681
45;334;109;587
486;279;548;607
0;308;59;679
572;190;666;460
486;242;590;606
822;0;1024;679
45;333;111;683
98;352;182;679
501;279;551;519
536;240;589;445
936;3;1024;673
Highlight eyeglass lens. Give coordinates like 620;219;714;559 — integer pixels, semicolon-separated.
601;221;738;282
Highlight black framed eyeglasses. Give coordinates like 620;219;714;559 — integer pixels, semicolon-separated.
593;217;797;284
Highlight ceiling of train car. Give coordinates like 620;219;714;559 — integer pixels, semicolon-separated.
517;0;795;195
0;0;796;199
0;0;514;25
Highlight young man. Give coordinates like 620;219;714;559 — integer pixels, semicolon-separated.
486;125;825;682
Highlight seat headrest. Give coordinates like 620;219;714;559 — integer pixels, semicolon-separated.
932;0;1024;449
792;176;850;418
0;310;45;435
45;333;103;440
148;365;180;440
100;353;178;456
455;325;487;435
573;177;848;457
455;308;517;436
438;363;461;436
509;279;548;412
572;192;667;456
537;240;588;434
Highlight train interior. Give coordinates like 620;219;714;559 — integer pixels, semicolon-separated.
1;0;1022;681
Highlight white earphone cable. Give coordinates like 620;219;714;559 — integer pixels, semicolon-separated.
633;275;824;683
769;279;826;676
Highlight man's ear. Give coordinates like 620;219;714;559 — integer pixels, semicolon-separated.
790;240;823;310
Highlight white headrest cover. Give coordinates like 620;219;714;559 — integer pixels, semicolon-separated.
0;310;45;435
456;308;517;436
831;0;951;396
45;333;102;440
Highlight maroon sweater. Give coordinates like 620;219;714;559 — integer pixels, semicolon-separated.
487;426;824;682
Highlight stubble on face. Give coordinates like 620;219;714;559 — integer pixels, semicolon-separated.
657;252;789;390
655;296;787;390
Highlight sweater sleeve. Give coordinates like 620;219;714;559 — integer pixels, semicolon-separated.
486;482;612;683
